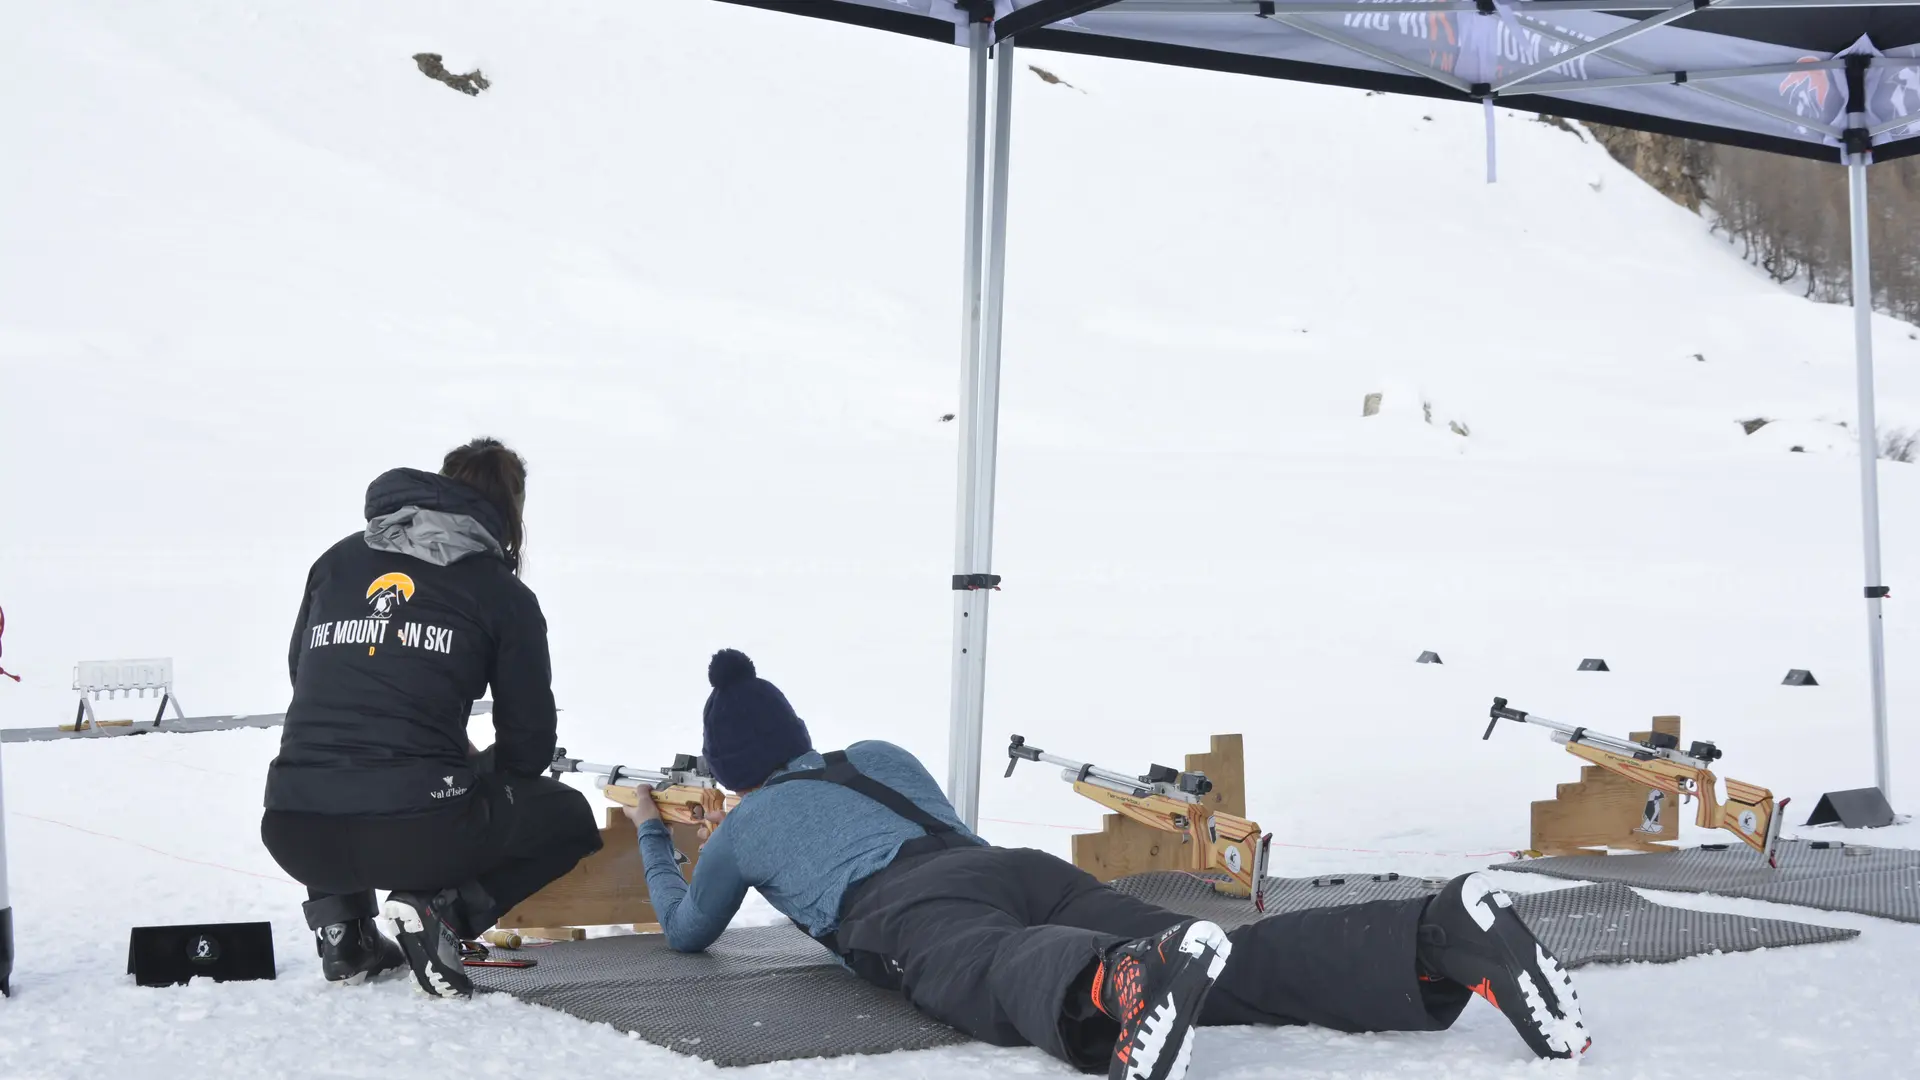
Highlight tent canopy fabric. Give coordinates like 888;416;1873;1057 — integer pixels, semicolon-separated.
717;0;1920;161
705;0;1901;818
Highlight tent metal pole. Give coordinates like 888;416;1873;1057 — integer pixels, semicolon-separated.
947;20;1012;828
1848;151;1893;803
0;739;13;996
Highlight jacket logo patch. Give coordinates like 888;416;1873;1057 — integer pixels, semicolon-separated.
431;776;470;800
303;572;454;655
366;573;417;619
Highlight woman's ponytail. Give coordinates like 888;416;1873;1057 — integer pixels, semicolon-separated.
440;437;527;573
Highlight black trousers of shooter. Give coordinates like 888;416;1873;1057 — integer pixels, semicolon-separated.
828;846;1471;1073
260;771;602;937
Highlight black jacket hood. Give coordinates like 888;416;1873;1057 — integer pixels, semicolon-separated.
364;468;511;550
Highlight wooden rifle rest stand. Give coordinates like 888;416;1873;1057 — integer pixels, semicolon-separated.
1529;715;1683;856
495;733;1250;937
493;808;707;939
1069;734;1247;883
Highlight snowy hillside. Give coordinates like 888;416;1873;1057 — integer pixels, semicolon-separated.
3;1;1920;1078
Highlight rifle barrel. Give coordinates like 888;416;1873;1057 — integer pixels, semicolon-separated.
1033;747;1201;800
1027;748;1154;797
558;758;684;788
1511;710;1711;769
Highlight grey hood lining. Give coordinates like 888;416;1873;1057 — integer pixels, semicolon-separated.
365;506;504;567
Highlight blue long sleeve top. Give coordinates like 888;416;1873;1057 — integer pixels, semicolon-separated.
633;740;982;952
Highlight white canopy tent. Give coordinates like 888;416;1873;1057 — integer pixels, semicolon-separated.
1;0;1913;1004
710;0;1919;827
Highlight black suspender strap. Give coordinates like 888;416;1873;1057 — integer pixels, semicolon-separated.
764;750;973;845
768;750;981;961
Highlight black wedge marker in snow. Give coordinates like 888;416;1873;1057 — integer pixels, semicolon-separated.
1783;669;1819;686
1804;788;1897;829
1416;651;1443;664
1577;658;1610;672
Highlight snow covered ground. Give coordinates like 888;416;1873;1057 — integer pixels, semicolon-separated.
4;1;1920;1076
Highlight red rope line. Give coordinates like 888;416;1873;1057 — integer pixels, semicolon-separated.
1266;839;1521;859
981;816;1083;832
982;816;1517;859
12;811;297;885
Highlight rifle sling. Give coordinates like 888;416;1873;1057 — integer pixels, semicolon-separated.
763;750;981;975
763;751;976;852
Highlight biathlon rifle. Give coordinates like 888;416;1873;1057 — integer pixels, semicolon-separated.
548;748;739;826
1003;735;1273;910
1482;697;1787;867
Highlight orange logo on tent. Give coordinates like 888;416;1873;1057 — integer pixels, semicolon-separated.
366;573;416;619
1779;57;1832;114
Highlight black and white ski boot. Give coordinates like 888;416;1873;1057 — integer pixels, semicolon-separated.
384;889;474;999
1418;873;1589;1060
1095;919;1232;1080
316;917;405;986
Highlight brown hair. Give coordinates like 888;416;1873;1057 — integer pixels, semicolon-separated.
440;437;527;571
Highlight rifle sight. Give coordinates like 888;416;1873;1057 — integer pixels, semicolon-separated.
1004;734;1043;777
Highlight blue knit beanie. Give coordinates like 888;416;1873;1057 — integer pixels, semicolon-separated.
701;649;812;791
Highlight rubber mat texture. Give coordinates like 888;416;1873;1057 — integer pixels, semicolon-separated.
1494;839;1920;923
1107;872;1857;965
471;925;967;1066
472;869;1855;1066
0;712;286;743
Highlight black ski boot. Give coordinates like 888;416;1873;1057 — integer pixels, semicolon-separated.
302;893;405;986
384;889;474;999
1094;919;1232;1080
316;918;405;985
1417;873;1589;1060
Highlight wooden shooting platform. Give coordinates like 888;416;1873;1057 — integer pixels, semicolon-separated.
1530;715;1683;856
498;735;1250;937
493;808;708;937
1070;734;1246;883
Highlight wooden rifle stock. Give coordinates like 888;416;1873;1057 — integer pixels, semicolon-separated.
1070;783;1266;898
1562;739;1784;864
598;783;738;827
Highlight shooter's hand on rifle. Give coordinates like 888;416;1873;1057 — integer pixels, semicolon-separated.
621;783;664;828
619;782;728;843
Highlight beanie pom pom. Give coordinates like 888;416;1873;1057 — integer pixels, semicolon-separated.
708;648;757;689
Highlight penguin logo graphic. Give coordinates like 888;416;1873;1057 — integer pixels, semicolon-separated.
366;573;417;619
1639;789;1666;834
188;934;221;964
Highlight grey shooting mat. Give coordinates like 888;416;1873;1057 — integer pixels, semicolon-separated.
1108;871;1857;966
1;702;485;743
469;925;969;1066
1493;839;1920;924
0;712;287;743
472;869;1854;1066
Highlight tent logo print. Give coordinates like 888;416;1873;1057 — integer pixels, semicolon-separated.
1778;57;1832;119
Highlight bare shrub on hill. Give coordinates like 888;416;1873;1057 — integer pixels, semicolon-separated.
1883;428;1920;463
1585;124;1920;325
